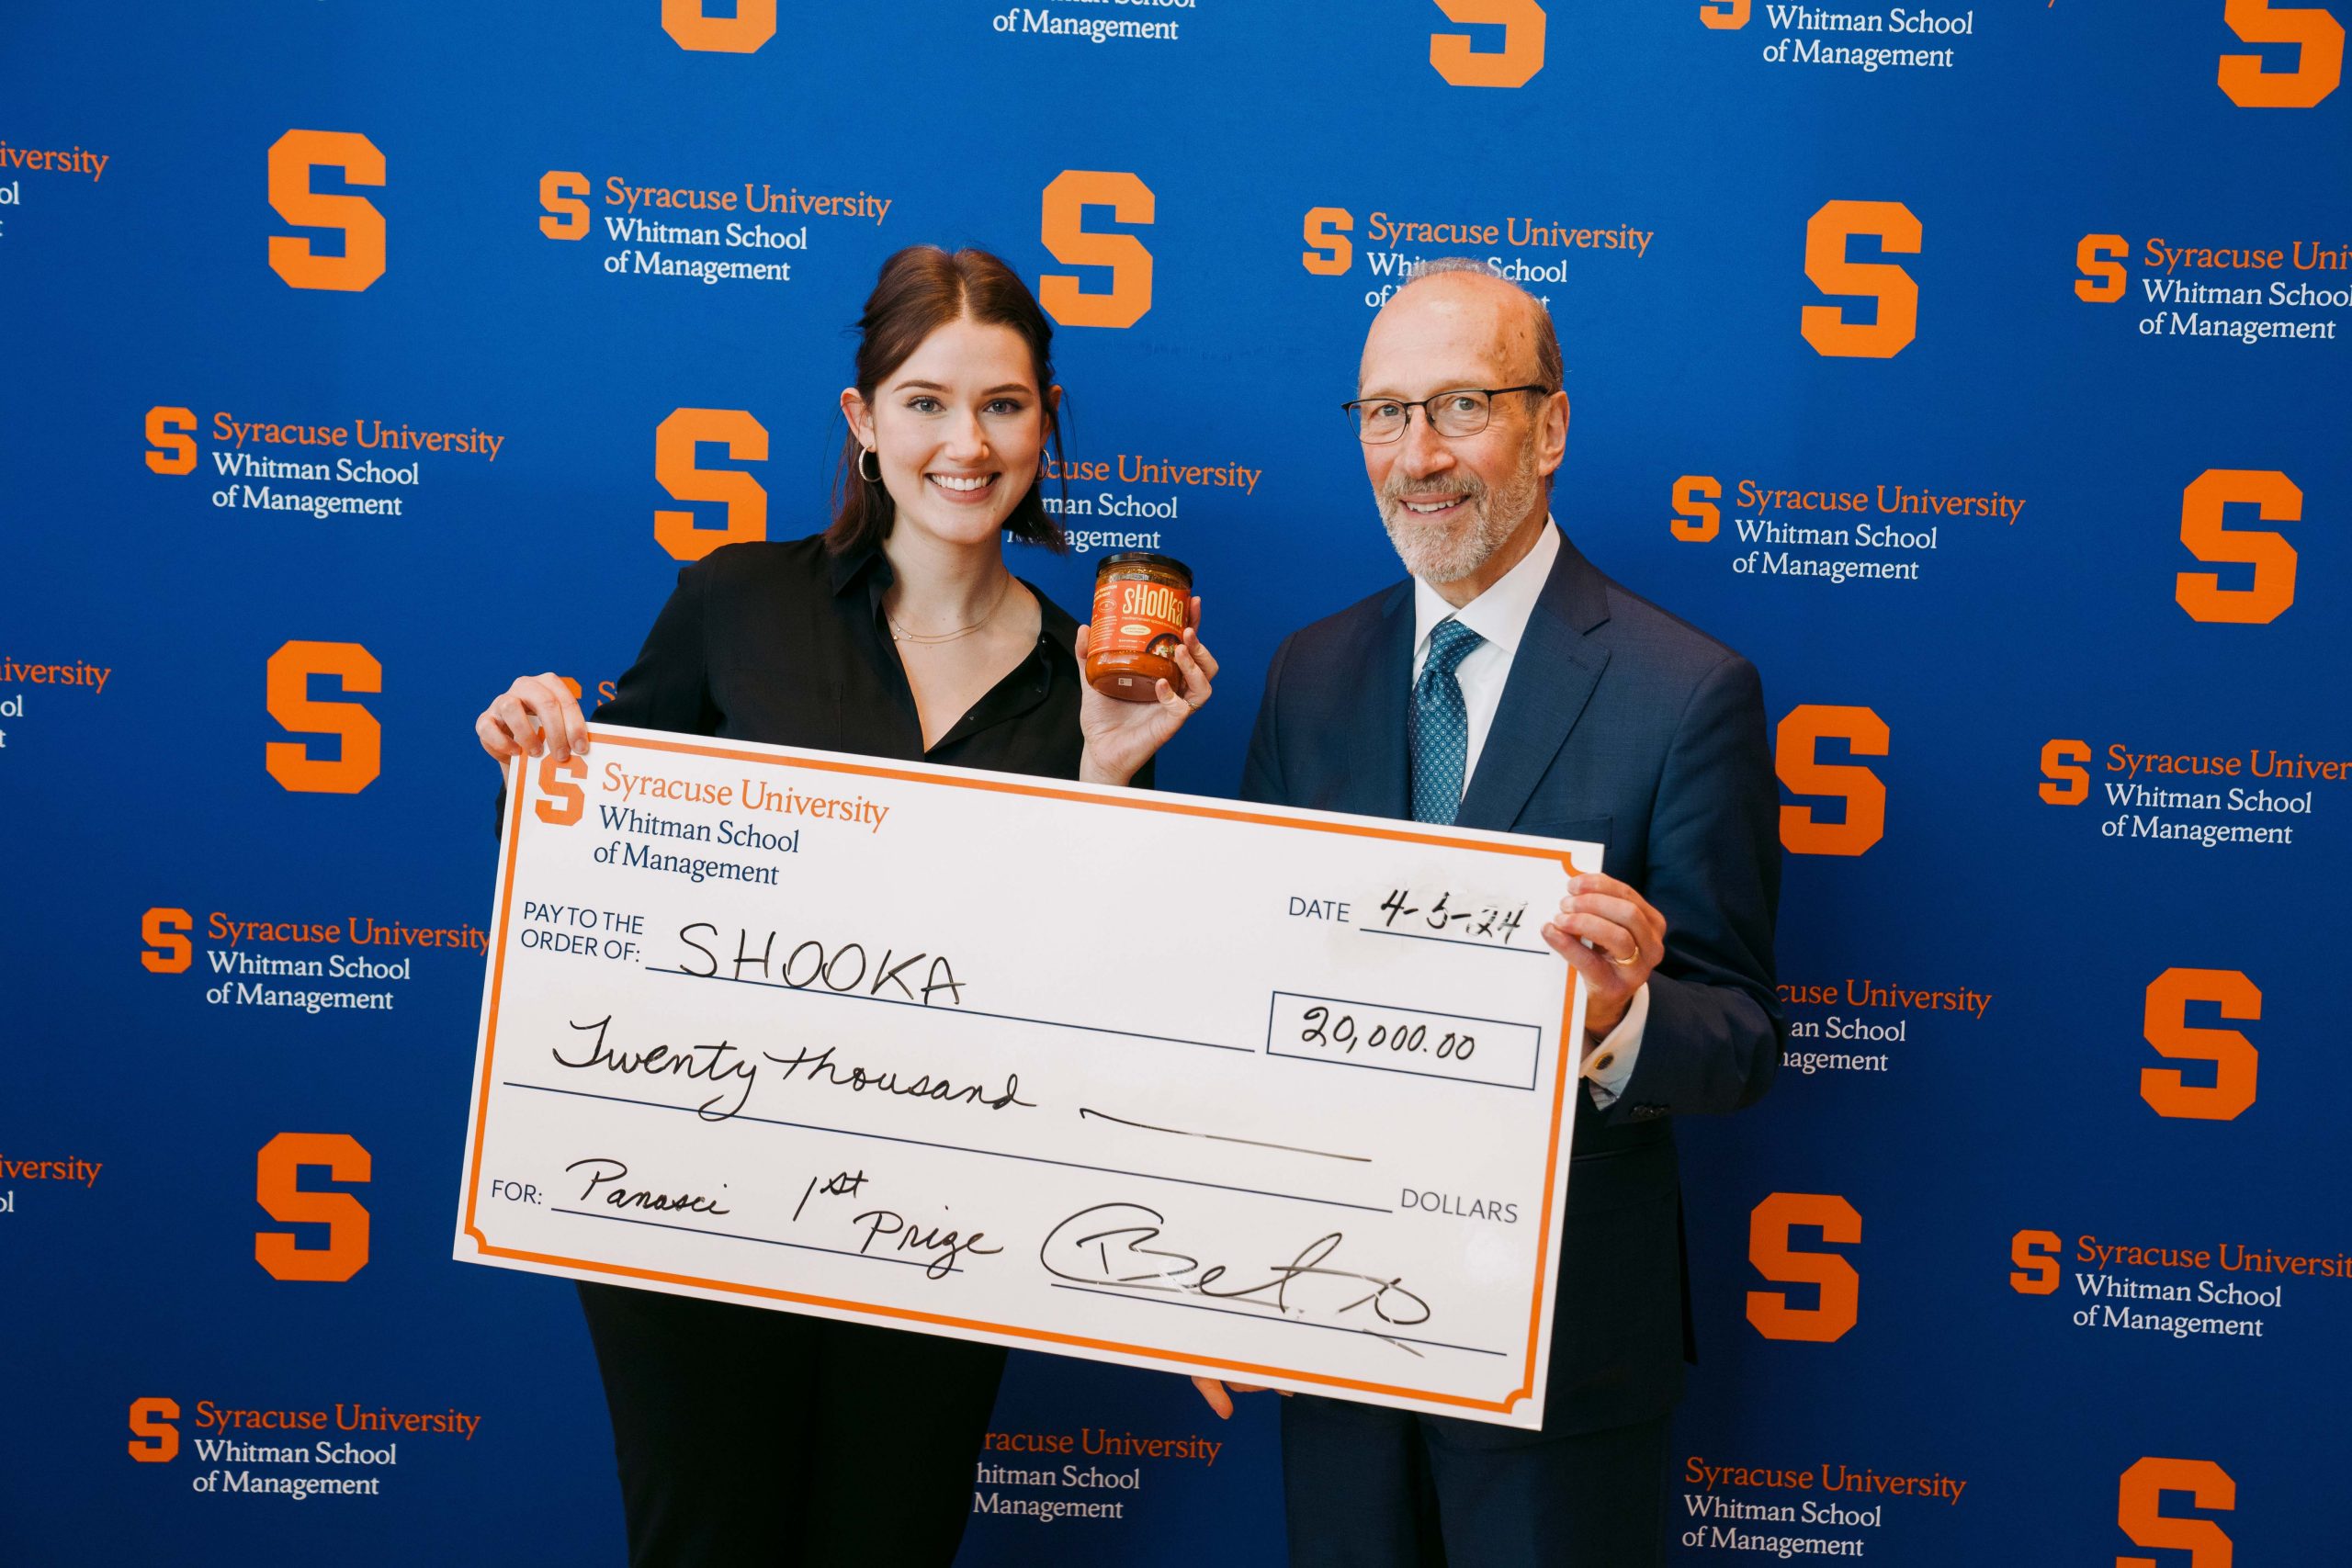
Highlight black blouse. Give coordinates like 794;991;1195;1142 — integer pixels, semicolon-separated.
590;535;1102;780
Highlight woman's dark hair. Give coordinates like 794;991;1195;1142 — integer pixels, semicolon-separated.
828;245;1067;555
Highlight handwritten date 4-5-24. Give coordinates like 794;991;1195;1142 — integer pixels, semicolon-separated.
1378;888;1526;943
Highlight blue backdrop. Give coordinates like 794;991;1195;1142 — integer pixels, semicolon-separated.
5;2;2348;1562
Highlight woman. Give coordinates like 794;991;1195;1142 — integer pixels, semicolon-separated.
474;245;1216;1565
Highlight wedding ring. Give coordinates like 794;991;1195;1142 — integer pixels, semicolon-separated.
1609;948;1640;967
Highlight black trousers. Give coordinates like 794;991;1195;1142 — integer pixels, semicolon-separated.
578;1281;1008;1567
1281;1394;1675;1567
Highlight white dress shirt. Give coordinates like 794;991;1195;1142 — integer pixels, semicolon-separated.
1411;517;1648;1107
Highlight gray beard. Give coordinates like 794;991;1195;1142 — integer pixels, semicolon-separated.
1377;439;1544;586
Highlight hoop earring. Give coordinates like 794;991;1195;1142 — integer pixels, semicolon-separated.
857;447;880;484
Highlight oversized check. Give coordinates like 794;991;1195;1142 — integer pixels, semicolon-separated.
456;723;1599;1428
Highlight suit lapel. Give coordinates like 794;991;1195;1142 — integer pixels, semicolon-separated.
1455;536;1611;832
1333;582;1413;820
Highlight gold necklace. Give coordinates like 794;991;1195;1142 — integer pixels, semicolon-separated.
888;571;1014;645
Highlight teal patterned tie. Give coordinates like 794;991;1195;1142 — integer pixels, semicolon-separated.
1410;617;1485;825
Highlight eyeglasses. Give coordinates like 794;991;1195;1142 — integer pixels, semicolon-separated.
1340;385;1550;444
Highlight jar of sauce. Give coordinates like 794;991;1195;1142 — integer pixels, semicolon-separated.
1085;551;1193;702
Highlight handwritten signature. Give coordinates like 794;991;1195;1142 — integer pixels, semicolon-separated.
1039;1202;1430;1326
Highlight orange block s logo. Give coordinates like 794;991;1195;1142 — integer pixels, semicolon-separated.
2010;1228;2062;1295
2075;233;2130;302
145;406;198;475
1303;207;1354;276
537;752;587;826
1040;172;1155;329
1671;475;1722;542
2143;968;2260;1122
2118;1457;2235;1567
662;0;776;52
1701;0;1751;27
266;640;382;795
267;130;386;293
1430;0;1547;88
255;1133;371;1282
655;408;770;561
128;1398;180;1463
1776;705;1888;856
2040;739;2091;805
2219;0;2343;107
539;171;591;240
1801;200;1921;359
2177;468;2302;625
141;908;194;974
1747;1192;1861;1342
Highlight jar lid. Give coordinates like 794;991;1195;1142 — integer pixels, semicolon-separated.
1098;550;1193;580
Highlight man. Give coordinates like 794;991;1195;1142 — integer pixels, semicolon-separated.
1201;261;1783;1565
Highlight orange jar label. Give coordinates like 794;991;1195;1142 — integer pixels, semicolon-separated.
1089;577;1188;657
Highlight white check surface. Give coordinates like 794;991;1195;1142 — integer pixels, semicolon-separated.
455;723;1595;1427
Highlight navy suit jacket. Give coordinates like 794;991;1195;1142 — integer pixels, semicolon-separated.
1241;531;1783;1434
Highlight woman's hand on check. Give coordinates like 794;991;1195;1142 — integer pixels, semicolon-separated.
477;672;588;767
1192;1376;1285;1420
1076;596;1217;787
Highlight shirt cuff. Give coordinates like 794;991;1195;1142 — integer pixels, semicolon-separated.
1581;983;1649;1110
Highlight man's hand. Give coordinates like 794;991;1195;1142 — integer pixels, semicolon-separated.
1539;872;1666;1038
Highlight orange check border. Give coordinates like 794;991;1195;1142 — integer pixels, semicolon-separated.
461;727;1588;1417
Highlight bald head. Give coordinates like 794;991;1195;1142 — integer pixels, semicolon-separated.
1353;261;1570;604
1361;265;1561;398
